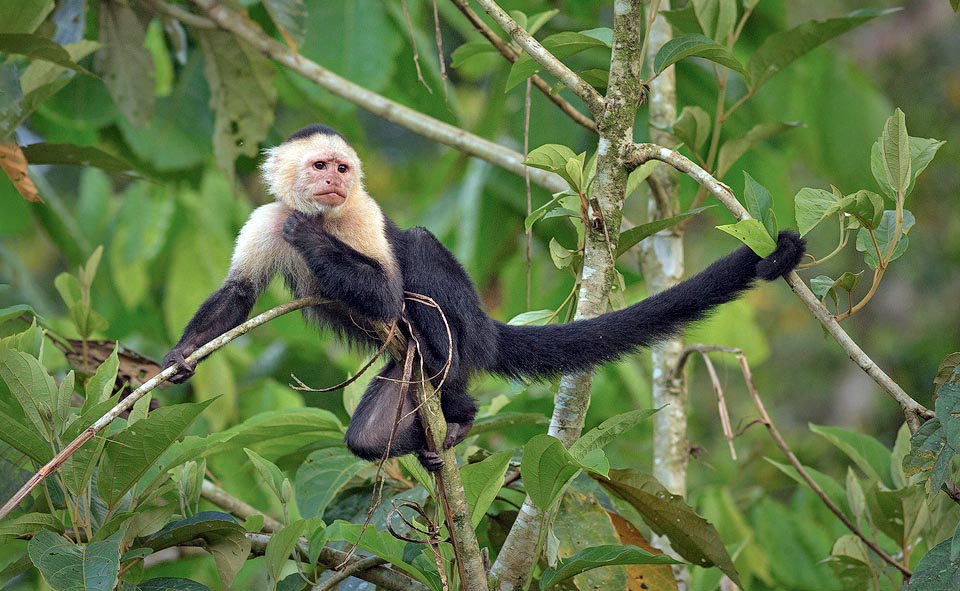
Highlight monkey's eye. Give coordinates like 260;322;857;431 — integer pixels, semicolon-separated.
337;164;348;173
313;161;326;170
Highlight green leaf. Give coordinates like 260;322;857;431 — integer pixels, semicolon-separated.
716;121;800;177
0;304;33;325
670;105;711;152
905;136;945;198
843;190;884;230
696;0;737;43
661;5;704;36
507;310;555;326
795;187;843;237
743;172;778;238
936;353;960;394
569;409;658;460
521;434;583;511
143;512;250;589
265;520;308;586
0;0;53;34
262;0;307;47
525;144;578;187
810;423;893;487
83;345;119;412
95;1;154;126
904;538;960;591
746;9;896;90
28;530;122;591
548;238;575;270
244;448;286;500
470;412;549;438
98;400;214;506
0;34;90;75
450;41;498;70
598;468;740;586
855;209;915;269
540;545;681;590
0;513;63;542
295;448;366;519
197;29;276;183
460;450;512;528
902;418;945;477
935;370;960;453
524;192;568;232
765;458;847;511
715;219;777;257
506;32;608;91
0;349;59;435
137;579;211;591
653;33;746;77
20;143;134;173
615;206;714;258
809;272;864;309
880;108;911;198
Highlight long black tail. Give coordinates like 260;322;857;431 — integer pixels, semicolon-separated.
490;231;804;379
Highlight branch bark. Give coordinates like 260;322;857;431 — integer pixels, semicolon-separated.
182;0;567;194
0;297;327;520
625;143;932;430
488;2;647;589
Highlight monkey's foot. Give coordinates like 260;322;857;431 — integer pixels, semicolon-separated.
163;348;197;384
443;421;474;449
417;449;444;472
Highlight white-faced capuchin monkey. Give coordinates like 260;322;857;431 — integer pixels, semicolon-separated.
163;124;805;470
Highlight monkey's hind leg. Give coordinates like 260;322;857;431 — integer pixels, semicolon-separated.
344;361;426;463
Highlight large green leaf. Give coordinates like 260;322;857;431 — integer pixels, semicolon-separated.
295;448;366;520
521;434;584;511
747;9;896;90
0;513;63;542
598;468;740;587
743;172;778;238
325;521;439;590
98;400;214;506
615;206;714;258
809;424;893;486
95;1;154;126
197;29;276;183
716;219;777;257
569;409;658;460
28;530;122;591
0;0;53;34
540;545;680;590
143;512;250;589
265;520;308;586
653;34;746;77
879;108;911;198
794;187;843;237
904;538;960;590
0;349;61;435
460;450;512;528
0;34;90;74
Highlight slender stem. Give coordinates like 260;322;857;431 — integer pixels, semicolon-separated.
739;353;912;579
448;0;597;133
471;0;604;115
181;0;567;194
0;297;327;519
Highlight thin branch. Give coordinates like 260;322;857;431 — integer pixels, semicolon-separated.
0;296;328;520
141;0;216;28
625;142;932;430
738;353;912;579
471;0;604;116
182;0;567;194
448;0;597;133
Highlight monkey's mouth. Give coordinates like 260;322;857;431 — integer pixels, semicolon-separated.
311;192;347;206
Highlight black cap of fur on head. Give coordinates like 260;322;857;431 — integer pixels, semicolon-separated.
285;124;344;143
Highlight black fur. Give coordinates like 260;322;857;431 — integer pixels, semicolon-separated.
285;123;344;143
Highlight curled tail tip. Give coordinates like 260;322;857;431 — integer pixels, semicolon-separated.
757;230;805;281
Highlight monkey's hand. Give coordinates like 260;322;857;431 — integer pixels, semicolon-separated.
282;210;326;248
756;231;805;280
162;344;198;384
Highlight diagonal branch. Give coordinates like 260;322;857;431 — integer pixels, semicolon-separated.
181;0;567;193
448;0;597;133
0;296;328;520
625;142;932;430
471;0;605;116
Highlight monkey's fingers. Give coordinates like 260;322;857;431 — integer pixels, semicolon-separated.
416;449;445;472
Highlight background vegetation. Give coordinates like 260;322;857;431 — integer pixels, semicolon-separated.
0;0;958;590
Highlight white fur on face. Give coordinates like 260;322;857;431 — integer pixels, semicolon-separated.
260;133;364;214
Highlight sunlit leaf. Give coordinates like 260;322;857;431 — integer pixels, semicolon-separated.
715;219;777;257
460;450;512;527
653;33;746;77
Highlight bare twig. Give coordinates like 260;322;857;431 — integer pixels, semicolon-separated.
447;0;597;133
737;353;912;579
0;297;328;519
471;0;604;116
183;0;567;194
400;0;431;91
625;142;932;430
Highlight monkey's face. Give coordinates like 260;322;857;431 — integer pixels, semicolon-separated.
261;133;363;214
